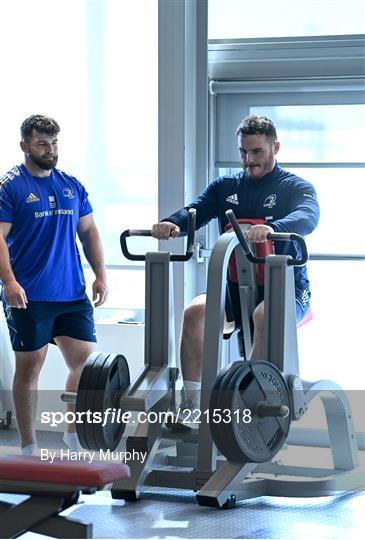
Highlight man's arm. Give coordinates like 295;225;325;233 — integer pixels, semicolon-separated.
152;178;221;239
77;213;108;307
0;222;28;308
271;182;320;236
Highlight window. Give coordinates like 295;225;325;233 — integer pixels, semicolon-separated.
209;0;365;39
0;0;158;310
216;101;365;386
249;104;365;255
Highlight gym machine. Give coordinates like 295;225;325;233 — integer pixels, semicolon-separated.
62;209;364;508
195;210;365;507
0;384;11;431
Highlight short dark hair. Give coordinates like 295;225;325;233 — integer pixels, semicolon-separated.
236;115;277;142
21;114;60;142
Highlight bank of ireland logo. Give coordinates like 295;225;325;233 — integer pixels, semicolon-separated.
63;188;74;199
49;195;56;209
263;193;277;209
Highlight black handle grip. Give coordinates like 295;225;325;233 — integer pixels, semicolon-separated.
225;209;308;266
120;208;196;262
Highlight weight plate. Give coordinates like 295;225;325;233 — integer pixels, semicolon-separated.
75;352;130;451
213;361;256;458
75;352;100;449
82;352;112;450
251;360;291;440
93;353;130;451
209;361;291;463
209;361;246;455
232;361;291;462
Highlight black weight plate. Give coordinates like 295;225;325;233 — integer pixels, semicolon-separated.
231;361;291;462
215;364;250;458
251;361;291;444
82;352;112;450
94;353;130;450
93;354;130;451
101;354;130;449
228;361;271;462
210;361;291;463
213;361;258;462
209;361;248;458
209;361;240;441
75;352;101;449
219;361;253;411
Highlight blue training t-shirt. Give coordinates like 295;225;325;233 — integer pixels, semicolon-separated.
0;164;93;301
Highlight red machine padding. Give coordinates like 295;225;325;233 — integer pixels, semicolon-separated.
0;455;130;488
225;218;273;285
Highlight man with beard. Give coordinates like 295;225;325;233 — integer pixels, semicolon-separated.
152;114;319;425
0;114;108;454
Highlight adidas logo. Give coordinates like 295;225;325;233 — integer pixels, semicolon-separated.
226;193;239;205
26;193;40;203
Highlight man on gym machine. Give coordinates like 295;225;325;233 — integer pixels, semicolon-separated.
152;114;319;424
0;114;108;454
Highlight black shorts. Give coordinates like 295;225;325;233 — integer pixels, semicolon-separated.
225;281;310;327
2;297;97;352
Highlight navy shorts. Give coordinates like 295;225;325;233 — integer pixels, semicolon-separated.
225;281;310;327
2;297;97;352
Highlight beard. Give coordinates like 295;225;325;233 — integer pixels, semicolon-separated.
244;155;275;180
28;151;58;170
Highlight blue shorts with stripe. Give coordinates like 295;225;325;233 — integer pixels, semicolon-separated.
2;296;97;352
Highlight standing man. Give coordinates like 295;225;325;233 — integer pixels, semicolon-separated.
152;115;319;423
0;114;108;453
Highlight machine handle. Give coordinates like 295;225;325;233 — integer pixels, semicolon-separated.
225;209;308;267
120;208;196;262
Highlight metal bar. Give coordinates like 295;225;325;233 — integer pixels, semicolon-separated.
287;428;365;451
0;496;66;538
210;78;365;94
309;254;365;261
31;514;92;539
264;255;299;375
196;462;257;508
144;253;175;369
214;161;365;169
303;380;359;471
82;264;144;270
60;392;77;404
208;35;365;49
197;232;240;472
196;247;365;262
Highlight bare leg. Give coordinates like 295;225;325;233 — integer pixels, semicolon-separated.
180;294;235;382
13;345;48;449
54;336;94;433
250;300;265;361
180;294;206;382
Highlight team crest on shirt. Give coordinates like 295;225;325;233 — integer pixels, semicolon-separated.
26;193;40;203
263;193;277;208
63;188;74;199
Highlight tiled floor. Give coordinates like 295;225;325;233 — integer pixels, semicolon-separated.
3;486;364;539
